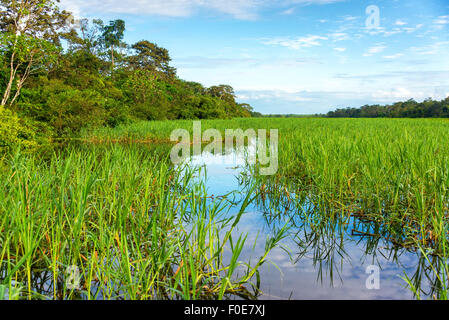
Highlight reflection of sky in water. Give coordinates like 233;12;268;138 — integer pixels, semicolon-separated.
183;146;429;300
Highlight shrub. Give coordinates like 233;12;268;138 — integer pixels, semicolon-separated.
0;106;40;154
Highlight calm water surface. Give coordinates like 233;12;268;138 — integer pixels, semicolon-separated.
184;145;430;300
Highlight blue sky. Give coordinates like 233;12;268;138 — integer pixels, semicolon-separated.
60;0;449;114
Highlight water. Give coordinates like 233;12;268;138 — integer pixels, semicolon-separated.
184;144;433;300
6;142;437;299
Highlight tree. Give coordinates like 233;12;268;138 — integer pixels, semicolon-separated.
128;40;176;77
0;0;70;106
100;19;125;76
326;97;449;118
207;85;236;104
61;18;104;56
125;69;158;103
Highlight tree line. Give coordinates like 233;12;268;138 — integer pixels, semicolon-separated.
327;97;449;118
0;0;254;151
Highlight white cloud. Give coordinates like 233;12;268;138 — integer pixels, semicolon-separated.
329;32;350;41
237;90;314;102
395;20;407;26
382;29;403;36
403;24;424;33
174;56;322;69
288;0;344;4
363;44;387;56
59;0;345;20
203;0;264;20
281;7;295;15
334;47;346;52
373;88;422;100
382;53;404;59
60;0;197;17
238;86;448;114
261;35;328;50
434;15;449;25
260;30;351;51
409;41;449;55
364;26;387;36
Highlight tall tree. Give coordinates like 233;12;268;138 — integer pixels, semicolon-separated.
207;85;236;104
0;0;70;106
100;19;125;76
62;18;104;55
128;40;176;77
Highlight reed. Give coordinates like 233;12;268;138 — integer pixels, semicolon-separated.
83;117;449;298
0;145;285;300
3;117;449;299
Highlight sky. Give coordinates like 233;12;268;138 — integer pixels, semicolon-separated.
59;0;449;114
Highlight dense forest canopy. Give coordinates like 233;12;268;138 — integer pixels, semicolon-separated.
0;0;253;151
327;97;449;118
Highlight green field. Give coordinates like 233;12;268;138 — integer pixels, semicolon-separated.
1;118;449;299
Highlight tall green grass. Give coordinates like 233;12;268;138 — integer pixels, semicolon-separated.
83;118;449;298
86;118;449;250
0;145;284;300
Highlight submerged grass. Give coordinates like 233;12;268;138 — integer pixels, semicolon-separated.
0;145;285;300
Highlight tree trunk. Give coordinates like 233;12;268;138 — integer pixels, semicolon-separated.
10;57;34;106
1;51;17;107
111;45;115;77
1;34;20;107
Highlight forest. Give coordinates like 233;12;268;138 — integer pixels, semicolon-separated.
326;97;449;118
0;0;253;151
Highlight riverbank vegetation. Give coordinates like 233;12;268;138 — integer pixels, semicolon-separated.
327;97;449;118
0;0;253;154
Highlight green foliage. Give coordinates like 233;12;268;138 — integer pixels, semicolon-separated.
327;97;449;118
0;0;70;107
18;78;108;135
0;106;41;153
128;40;176;76
0;1;254;152
101;19;126;48
0;32;59;66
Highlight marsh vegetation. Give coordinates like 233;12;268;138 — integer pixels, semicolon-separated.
1;117;448;299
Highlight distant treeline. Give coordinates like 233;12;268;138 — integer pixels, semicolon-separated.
0;0;254;151
327;97;449;118
252;113;320;118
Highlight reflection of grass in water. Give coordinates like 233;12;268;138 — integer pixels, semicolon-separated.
402;232;449;300
0;145;287;300
251;174;448;298
218;118;449;299
241;170;446;298
39;117;449;299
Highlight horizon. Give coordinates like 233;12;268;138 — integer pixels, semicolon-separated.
60;0;449;114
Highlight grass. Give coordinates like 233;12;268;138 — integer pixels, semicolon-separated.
2;117;449;299
0;144;285;300
85;118;449;247
83;117;449;298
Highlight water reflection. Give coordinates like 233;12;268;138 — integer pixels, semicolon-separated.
183;142;442;300
7;141;445;299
